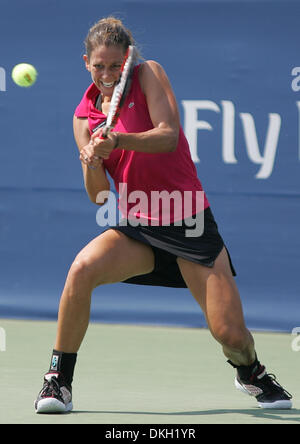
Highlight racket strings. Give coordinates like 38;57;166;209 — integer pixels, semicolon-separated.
105;45;136;131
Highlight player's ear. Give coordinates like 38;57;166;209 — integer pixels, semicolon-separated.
83;54;91;72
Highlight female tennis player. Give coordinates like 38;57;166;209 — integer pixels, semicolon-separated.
34;17;292;413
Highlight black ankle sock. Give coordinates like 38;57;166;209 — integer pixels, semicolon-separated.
49;349;77;388
227;356;261;382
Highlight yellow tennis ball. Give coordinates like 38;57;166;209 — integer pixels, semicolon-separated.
11;63;37;87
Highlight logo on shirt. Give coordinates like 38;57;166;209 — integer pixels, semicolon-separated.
128;102;135;109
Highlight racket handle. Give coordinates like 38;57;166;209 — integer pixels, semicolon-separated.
100;128;109;139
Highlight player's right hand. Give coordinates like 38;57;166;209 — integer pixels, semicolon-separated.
80;140;103;168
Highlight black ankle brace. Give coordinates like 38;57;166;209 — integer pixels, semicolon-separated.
227;356;261;382
49;349;77;388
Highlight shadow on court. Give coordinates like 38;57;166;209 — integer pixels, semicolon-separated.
72;408;300;423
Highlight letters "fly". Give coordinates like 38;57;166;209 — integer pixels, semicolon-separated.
182;100;284;179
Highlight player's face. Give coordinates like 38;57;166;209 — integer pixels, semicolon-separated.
84;45;125;95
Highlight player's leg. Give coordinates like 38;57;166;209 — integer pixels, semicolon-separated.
177;246;255;366
54;229;154;353
177;247;292;409
35;229;155;413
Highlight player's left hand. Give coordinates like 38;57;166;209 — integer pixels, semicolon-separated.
79;140;103;168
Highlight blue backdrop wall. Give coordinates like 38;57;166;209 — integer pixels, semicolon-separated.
0;0;299;332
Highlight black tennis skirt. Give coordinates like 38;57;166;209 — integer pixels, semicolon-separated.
109;206;236;288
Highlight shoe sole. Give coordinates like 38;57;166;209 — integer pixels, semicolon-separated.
234;377;292;409
35;398;73;414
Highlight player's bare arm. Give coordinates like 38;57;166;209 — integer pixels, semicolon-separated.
73;115;110;204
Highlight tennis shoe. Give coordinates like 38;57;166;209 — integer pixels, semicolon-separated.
234;365;292;409
34;372;73;414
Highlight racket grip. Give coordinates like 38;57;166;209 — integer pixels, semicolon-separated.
100;129;109;140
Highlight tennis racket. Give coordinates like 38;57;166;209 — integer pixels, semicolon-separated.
92;45;137;138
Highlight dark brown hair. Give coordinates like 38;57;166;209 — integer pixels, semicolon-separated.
84;17;136;59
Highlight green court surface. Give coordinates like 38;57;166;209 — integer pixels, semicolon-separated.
0;319;299;424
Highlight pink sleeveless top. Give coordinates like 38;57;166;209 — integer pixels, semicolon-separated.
75;64;209;224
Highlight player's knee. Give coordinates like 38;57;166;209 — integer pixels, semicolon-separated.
68;258;91;287
67;256;106;290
